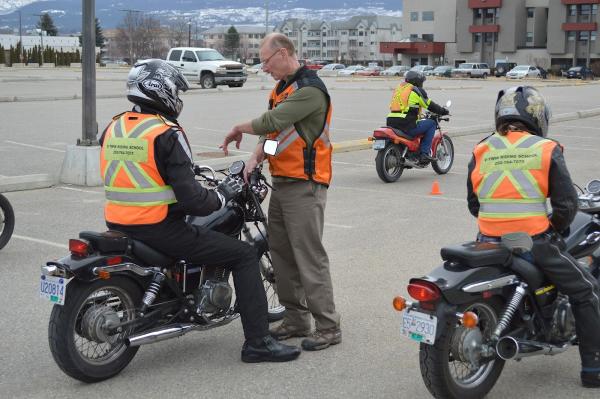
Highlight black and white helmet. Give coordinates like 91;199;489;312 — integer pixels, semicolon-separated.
127;59;190;119
495;86;551;137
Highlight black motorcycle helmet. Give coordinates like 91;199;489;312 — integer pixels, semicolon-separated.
495;86;551;138
405;70;426;88
126;59;190;119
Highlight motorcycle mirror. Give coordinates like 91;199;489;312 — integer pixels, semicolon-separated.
263;139;279;156
228;160;245;176
445;100;452;108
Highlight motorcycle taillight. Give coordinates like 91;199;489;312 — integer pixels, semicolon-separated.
407;281;441;302
69;239;89;257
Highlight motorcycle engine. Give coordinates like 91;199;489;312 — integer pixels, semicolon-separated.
550;296;576;343
195;280;233;315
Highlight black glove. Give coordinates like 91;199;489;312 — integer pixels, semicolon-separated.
216;175;243;204
440;107;450;116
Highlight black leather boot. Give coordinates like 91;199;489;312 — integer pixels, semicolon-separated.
241;335;301;363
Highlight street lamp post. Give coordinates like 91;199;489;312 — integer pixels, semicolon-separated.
17;10;23;62
188;21;191;47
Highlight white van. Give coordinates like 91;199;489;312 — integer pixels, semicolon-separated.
166;47;247;89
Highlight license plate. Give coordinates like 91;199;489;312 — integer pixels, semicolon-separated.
372;139;386;150
39;275;71;305
401;310;437;345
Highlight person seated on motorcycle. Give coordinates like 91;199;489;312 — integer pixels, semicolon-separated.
386;70;449;165
467;85;600;388
98;59;301;364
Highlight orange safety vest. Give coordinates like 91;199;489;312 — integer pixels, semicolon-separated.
266;70;333;186
389;82;414;113
100;112;177;225
471;131;557;236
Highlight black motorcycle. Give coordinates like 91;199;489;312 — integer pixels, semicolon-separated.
0;193;15;250
41;161;284;382
393;179;600;398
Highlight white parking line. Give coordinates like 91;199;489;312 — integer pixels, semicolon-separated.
325;223;354;229
13;234;68;249
192;127;225;134
335;185;466;202
57;186;103;194
5;140;65;153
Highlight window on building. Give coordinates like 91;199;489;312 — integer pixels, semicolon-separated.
410;34;418;40
526;8;534;18
359;42;364;47
567;31;576;41
484;32;493;43
526;32;533;43
370;41;375;45
411;12;419;21
592;31;597;41
474;9;483;18
359;31;364;36
474;33;481;43
579;31;590;41
422;34;434;42
568;5;577;16
422;11;434;21
350;30;358;36
581;5;591;15
370;31;375;34
593;4;598;15
341;31;347;35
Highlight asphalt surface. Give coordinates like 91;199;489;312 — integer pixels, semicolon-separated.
1;68;600;398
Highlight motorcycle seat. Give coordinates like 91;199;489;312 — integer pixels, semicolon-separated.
131;240;174;267
79;230;129;253
387;127;414;140
441;241;512;268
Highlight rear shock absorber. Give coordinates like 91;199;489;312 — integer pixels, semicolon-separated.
492;283;527;340
140;272;166;314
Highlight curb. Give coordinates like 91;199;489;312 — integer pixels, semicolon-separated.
0;174;55;193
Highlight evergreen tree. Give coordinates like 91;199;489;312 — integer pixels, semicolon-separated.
37;13;58;36
96;18;106;48
224;26;240;59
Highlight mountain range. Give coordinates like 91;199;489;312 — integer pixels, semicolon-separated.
0;0;403;34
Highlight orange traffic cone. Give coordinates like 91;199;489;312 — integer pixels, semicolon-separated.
430;180;442;195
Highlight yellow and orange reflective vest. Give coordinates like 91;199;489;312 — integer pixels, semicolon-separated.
266;70;333;186
100;112;177;225
470;131;557;236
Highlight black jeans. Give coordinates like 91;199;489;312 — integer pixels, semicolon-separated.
109;217;269;341
480;232;600;368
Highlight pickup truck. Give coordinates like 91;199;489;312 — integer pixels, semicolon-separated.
452;62;491;79
166;47;247;89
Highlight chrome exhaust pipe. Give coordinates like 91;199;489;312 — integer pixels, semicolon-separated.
126;323;195;347
496;336;569;360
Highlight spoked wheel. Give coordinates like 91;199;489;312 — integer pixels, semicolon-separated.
375;144;404;183
48;277;142;382
432;136;454;175
0;194;15;250
419;300;505;399
259;251;285;322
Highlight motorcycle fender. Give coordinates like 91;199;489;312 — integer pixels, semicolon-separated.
415;263;514;305
48;254;139;282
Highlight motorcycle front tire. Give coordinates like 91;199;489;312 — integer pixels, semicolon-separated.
0;194;15;250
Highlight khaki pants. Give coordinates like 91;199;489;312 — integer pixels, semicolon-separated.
268;180;340;331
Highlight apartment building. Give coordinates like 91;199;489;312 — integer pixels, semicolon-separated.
202;25;271;63
275;16;402;65
400;0;599;70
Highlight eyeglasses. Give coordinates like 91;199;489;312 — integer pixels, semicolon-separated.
260;48;283;65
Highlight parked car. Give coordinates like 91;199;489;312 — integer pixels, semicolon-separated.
317;63;346;77
305;60;329;70
381;65;410;76
506;65;541;79
494;62;517;77
246;63;263;74
432;65;454;77
338;65;366;76
566;66;595;80
452;62;491;78
165;47;247;89
405;65;434;76
356;66;383;76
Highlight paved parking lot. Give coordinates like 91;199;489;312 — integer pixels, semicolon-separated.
1;69;600;398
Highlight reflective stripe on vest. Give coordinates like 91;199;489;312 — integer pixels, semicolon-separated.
100;112;176;225
266;75;333;186
472;131;555;236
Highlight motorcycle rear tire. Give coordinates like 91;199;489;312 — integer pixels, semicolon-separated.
375;144;404;183
419;299;505;399
432;136;454;175
0;194;15;250
48;277;142;382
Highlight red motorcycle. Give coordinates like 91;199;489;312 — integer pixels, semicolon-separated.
370;103;454;183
